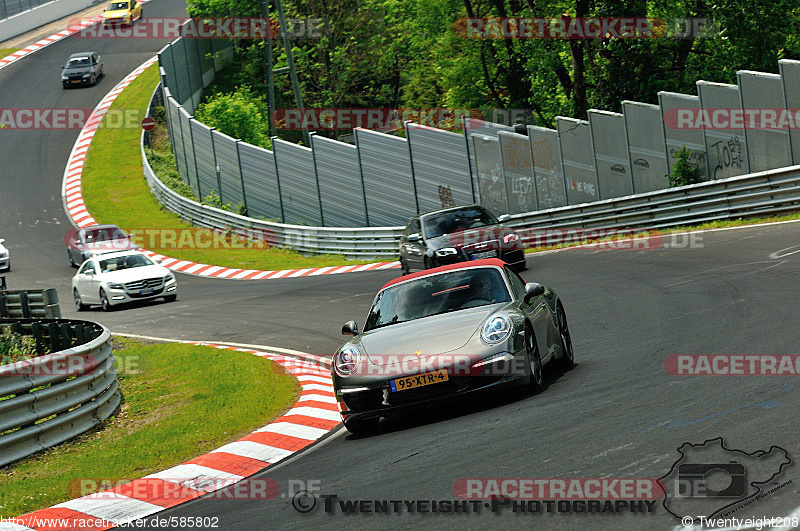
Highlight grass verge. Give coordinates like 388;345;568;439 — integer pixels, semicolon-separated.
0;48;19;59
81;64;375;270
0;337;298;516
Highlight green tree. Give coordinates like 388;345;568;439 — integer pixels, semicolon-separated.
668;146;700;187
194;87;272;149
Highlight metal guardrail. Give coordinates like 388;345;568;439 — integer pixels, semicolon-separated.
0;318;119;467
0;288;61;319
141;132;405;258
507;165;800;231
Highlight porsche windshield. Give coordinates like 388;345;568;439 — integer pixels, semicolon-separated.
98;254;153;272
423;208;498;239
364;268;511;331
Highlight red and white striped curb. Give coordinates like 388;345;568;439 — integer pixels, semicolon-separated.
4;343;338;530
60;56;401;280
0;16;105;71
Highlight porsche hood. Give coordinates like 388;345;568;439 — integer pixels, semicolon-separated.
356;305;500;364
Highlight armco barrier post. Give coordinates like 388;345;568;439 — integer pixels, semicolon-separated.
270;136;286;223
209;127;223;201
308;132;325;226
234;140;249;215
187;118;203;199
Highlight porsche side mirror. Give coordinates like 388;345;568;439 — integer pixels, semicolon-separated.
342;320;359;337
523;282;544;301
498;214;511;223
407;233;421;242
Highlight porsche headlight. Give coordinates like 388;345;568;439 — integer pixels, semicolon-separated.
334;346;361;377
481;315;512;345
435;247;458;257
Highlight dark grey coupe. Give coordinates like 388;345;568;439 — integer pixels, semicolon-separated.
333;258;574;435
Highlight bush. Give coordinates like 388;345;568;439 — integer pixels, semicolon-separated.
668;146;701;187
194;87;272;150
0;327;41;364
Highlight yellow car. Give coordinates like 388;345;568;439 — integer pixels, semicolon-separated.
102;0;142;26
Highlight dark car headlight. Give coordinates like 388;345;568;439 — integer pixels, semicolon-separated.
82;73;91;78
481;315;512;345
334;346;361;377
435;247;458;257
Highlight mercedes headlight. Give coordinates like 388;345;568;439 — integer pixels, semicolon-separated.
164;273;174;282
481;315;512;345
334;346;361;377
435;247;458;257
108;282;124;289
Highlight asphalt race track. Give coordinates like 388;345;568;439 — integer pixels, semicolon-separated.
1;7;800;528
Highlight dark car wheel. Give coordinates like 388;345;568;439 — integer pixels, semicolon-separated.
100;289;112;312
556;302;574;369
343;416;379;436
423;256;432;270
74;289;88;311
525;325;543;393
164;294;177;303
399;258;409;275
90;74;96;86
68;250;76;267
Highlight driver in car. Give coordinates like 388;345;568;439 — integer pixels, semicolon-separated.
469;273;500;303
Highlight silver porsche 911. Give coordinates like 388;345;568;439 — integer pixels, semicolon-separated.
333;258;574;435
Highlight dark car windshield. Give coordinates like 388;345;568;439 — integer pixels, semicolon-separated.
364;268;511;331
423;208;498;239
85;228;128;243
67;57;91;67
98;254;153;272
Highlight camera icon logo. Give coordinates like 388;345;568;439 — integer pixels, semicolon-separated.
676;462;746;498
659;438;791;522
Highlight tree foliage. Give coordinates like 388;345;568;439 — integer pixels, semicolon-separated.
193;86;272;149
187;0;800;130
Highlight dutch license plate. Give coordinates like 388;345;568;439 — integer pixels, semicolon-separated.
390;369;449;392
71;80;81;84
472;250;497;259
140;288;154;295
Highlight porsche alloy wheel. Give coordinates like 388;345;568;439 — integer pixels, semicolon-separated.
557;303;574;369
526;326;543;393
